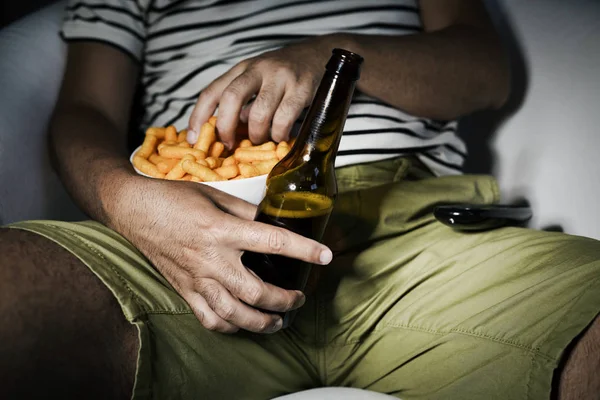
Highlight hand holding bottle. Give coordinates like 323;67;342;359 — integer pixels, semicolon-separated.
184;45;362;331
242;49;363;328
110;176;333;334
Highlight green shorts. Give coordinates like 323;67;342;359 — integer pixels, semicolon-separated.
8;157;600;400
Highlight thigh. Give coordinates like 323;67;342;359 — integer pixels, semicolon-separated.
7;221;320;400
0;227;137;399
320;190;600;400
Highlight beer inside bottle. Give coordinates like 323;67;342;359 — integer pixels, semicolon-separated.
242;48;363;329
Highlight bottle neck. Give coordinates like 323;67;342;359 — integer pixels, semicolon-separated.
294;72;357;164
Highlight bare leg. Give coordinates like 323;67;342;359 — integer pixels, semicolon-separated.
556;316;600;400
0;228;138;399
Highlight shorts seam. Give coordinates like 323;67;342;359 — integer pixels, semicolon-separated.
525;349;536;399
372;323;554;362
337;178;382;188
144;310;194;316
46;223;148;317
49;224;199;319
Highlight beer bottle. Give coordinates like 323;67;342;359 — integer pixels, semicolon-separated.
242;48;363;328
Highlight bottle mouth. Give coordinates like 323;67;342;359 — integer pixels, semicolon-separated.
332;48;364;64
326;48;364;80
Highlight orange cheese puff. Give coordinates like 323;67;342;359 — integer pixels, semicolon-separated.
137;134;159;159
214;164;239;179
182;159;224;182
179;174;193;181
149;153;167;165
166;155;194;180
178;141;192;148
239;139;252;148
234;149;277;163
250;142;276;151
157;140;177;152
204;157;222;169
191;176;202;182
254;159;279;175
133;156;165;179
238;163;261;178
196;158;209;167
159;145;206;160
156;158;179;174
177;129;188;142
276;142;290;160
165;125;178;142
194;122;216;153
208;116;218;127
232;175;245;180
146;127;166;139
209;141;225;158
222;155;237;167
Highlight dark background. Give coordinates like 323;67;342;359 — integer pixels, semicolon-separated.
1;0;55;28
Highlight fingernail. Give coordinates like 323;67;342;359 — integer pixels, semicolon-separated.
270;317;283;333
295;292;306;309
186;129;199;144
319;249;333;265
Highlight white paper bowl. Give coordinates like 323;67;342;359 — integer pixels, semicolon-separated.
130;146;267;205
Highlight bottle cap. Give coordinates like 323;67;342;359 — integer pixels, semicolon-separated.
325;48;364;80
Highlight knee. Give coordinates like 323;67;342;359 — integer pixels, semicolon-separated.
0;228;138;399
0;228;47;289
0;228;67;290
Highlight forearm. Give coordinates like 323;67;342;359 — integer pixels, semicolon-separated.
49;104;137;224
324;26;510;120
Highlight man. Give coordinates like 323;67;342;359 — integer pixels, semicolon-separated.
1;0;598;399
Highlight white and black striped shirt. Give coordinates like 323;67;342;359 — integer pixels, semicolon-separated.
61;0;467;175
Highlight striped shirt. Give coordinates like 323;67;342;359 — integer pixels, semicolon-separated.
61;0;467;175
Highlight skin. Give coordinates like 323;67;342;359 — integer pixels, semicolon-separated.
48;42;329;335
188;0;510;147
1;0;597;398
48;0;510;336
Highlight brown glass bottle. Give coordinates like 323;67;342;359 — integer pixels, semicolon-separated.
241;48;363;328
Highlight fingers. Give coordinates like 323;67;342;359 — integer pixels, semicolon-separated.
186;291;239;334
199;184;257;220
188;62;248;145
195;278;284;333
246;78;286;144
191;56;318;147
239;100;252;124
215;70;263;148
223;216;333;266
271;84;314;143
213;259;306;313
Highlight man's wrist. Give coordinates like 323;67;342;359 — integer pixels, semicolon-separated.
93;163;143;227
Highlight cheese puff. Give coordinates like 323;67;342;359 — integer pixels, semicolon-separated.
133;155;165;178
